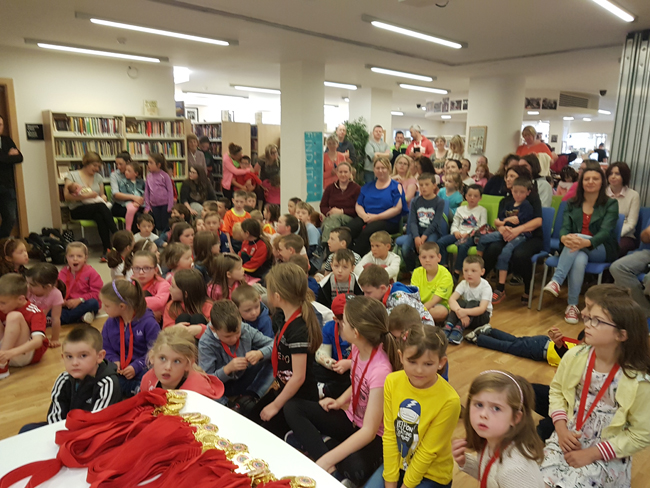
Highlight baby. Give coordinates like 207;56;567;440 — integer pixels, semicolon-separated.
67;182;111;208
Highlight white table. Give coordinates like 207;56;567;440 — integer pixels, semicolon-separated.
0;391;343;487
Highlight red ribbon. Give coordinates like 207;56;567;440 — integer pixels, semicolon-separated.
222;339;240;359
272;309;302;377
351;347;378;415
576;349;620;432
333;321;343;363
119;317;134;371
478;446;501;488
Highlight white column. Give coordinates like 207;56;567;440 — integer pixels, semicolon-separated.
548;119;569;154
280;60;325;208
349;88;393;143
465;76;525;172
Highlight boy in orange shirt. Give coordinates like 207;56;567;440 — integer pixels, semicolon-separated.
221;190;250;253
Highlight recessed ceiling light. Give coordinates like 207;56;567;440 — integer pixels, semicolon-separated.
527;111;540;115
391;111;404;116
441;115;452;119
399;83;448;95
598;109;612;115
324;81;358;90
363;16;464;49
29;40;163;63
563;116;574;121
589;0;635;22
232;85;281;95
343;97;350;102
173;66;191;84
85;16;231;45
583;118;592;122
368;66;433;82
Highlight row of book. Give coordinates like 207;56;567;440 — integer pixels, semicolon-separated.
207;142;222;156
167;162;186;178
54;116;122;135
54;140;123;159
58;161;184;181
193;124;221;139
127;142;185;158
126;120;184;137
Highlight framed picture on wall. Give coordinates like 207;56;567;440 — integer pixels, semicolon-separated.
185;107;199;121
468;126;487;155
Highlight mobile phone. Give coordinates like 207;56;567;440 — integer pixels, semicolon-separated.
414;147;421;153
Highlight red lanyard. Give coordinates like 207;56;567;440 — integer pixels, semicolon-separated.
119;317;134;370
333;321;343;361
351;347;378;414
272;309;302;376
381;287;391;306
478;446;500;488
333;275;351;297
221;339;240;359
576;350;620;431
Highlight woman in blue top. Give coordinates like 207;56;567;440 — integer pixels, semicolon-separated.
348;158;405;257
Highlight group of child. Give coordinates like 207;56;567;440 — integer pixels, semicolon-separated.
0;185;648;488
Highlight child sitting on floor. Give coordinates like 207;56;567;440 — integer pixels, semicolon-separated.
410;242;454;324
198;299;274;416
26;263;65;349
193;230;219;283
316;249;363;309
221;190;251;253
358;264;435;326
163;269;213;340
0;237;30;277
239;219;273;279
161;243;193;282
0;274;49;379
322;227;361;273
58;242;102;325
288;255;321;297
130;250;170;322
107;231;135;281
134;214;158;243
203;211;230;253
295;202;320;256
354;231;401;282
232;284;273;338
277;234;305;263
444;255;492;345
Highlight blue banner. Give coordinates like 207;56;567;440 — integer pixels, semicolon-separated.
304;131;323;201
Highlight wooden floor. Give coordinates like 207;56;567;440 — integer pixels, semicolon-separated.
0;260;648;487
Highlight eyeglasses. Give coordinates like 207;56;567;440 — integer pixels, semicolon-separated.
132;266;155;273
582;314;617;329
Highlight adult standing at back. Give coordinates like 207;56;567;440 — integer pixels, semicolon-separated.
319;162;361;244
364;125;390;184
187;134;207;175
198;136;215;176
447;135;465;161
335;124;356;164
390;131;408;165
433;136;449;164
64;152;117;258
405;125;434;158
0;114;23;237
606;161;639;256
323;134;346;189
221;143;250;201
255;144;281;182
516;126;553;161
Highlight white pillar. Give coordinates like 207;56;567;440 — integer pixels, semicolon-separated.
280;60;325;208
548;119;569;154
349;88;393;144
466;76;526;172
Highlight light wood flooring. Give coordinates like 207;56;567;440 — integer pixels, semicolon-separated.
0;259;648;487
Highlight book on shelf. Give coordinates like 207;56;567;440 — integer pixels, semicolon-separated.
126;120;184;138
127;141;185;159
208;142;222;156
57;162;116;181
55;139;122;159
170;161;185;179
250;125;258;138
193;124;221;140
53;116;122;136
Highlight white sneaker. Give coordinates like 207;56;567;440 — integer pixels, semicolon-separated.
82;312;95;324
465;324;492;344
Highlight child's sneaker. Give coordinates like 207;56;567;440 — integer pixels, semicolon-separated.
448;327;463;345
284;430;305;452
232;395;257;418
492;290;506;304
544;280;561;297
509;275;524;286
0;362;9;380
564;305;580;324
443;324;453;339
82;312;95;324
465;324;492;344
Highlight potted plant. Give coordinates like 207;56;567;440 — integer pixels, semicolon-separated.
343;118;369;184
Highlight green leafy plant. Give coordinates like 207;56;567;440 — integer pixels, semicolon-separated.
344;118;369;183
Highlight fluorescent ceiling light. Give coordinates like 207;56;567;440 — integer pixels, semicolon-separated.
399;83;448;95
563;116;575;121
391;111;404;116
583;118;592;121
527;111;540;115
173;66;191;84
369;66;433;82
183;91;248;99
34;42;161;63
324;81;358;90
589;0;635;22
343;97;350;102
367;19;464;49
88;17;230;45
233;85;281;95
324;104;339;108
441;115;452;119
598;109;612;115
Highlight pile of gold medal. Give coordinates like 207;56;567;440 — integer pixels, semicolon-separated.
164;390;316;488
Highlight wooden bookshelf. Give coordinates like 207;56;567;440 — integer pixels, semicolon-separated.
43;111;188;228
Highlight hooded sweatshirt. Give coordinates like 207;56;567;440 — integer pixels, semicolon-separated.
383;282;435;326
102;309;161;377
245;301;274;339
58;264;103;304
47;360;121;423
140;368;224;400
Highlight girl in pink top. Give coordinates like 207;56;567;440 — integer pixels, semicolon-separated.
206;253;259;300
131;250;170;321
221;143;251;197
26;263;65;348
284;296;400;486
324;135;346;189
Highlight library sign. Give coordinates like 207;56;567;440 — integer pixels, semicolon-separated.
26;123;44;141
304;131;323;202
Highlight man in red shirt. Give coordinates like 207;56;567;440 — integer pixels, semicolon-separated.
0;274;48;379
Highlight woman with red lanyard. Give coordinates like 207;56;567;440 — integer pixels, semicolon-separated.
540;285;650;488
453;370;545;488
284;296;400;487
99;280;160;398
250;263;322;438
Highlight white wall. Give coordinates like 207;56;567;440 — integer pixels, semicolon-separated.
0;46;175;231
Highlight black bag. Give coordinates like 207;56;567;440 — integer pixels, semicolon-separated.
26;233;51;263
